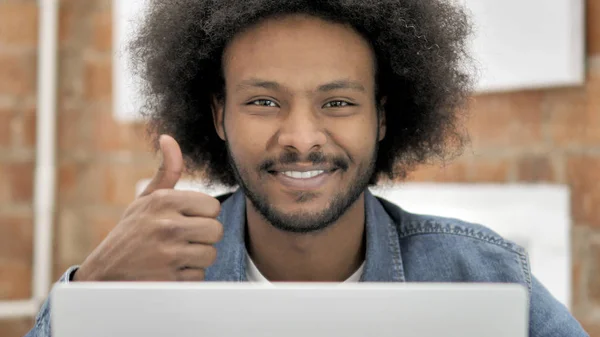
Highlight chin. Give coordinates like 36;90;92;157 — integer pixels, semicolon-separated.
276;190;335;209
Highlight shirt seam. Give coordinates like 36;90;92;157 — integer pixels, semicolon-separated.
398;220;526;255
396;220;533;293
387;221;405;282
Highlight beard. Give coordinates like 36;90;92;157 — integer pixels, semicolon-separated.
225;142;378;234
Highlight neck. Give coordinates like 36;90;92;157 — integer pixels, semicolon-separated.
245;193;366;282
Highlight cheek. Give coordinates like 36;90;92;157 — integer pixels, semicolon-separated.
326;117;378;158
225;116;274;163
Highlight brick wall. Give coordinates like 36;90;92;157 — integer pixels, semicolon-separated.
0;0;599;336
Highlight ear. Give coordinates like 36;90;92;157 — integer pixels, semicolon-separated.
211;95;226;140
377;97;387;141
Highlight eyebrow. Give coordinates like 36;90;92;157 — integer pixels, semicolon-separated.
235;78;366;93
236;79;283;92
317;80;365;93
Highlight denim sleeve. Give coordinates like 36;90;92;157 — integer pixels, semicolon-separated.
529;275;589;337
23;266;79;337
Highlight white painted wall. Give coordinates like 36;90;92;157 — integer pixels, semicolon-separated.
136;180;572;309
464;0;585;92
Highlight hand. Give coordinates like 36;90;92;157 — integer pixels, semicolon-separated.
73;135;223;282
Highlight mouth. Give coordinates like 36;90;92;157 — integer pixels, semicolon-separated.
279;169;327;179
268;168;339;190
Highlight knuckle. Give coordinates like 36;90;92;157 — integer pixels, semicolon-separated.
188;269;206;281
159;245;179;268
176;269;205;282
206;198;221;218
209;220;224;242
203;246;218;265
149;189;171;207
156;218;181;239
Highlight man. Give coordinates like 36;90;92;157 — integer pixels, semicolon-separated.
26;0;588;336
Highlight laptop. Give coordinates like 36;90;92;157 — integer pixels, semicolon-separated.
51;282;528;337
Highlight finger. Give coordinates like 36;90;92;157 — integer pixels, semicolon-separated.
173;245;218;270
153;190;221;218
183;218;224;244
140;134;184;197
176;268;205;282
156;217;224;244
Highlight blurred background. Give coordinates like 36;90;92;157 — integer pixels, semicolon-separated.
0;0;599;336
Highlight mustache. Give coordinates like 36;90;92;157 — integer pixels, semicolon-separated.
259;151;349;172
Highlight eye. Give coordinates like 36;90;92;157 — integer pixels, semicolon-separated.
248;99;279;107
323;100;353;108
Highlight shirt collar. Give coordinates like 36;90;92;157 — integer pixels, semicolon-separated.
205;189;405;282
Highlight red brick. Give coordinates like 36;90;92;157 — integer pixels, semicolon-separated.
469;157;510;183
571;226;590;310
588;0;600;56
0;107;14;147
0;318;35;337
53;260;75;282
0;214;33;263
21;108;37;147
0;261;32;300
79;161;156;206
58;52;84;100
56;208;91;264
91;108;120;151
92;10;112;52
567;156;600;227
83;58;112;101
58;162;79;204
59;2;75;45
467;91;544;150
58;109;87;152
0;107;37;148
579;320;599;337
546;69;600;147
0;53;37;97
406;160;468;182
0;2;38;48
87;211;122;248
103;164;156;207
516;155;555;182
588;237;600;306
58;0;96;47
7;162;34;203
78;163;106;204
571;258;583;310
0;166;9;204
91;108;151;153
92;109;150;153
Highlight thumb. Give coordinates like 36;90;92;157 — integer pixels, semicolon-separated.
140;134;184;197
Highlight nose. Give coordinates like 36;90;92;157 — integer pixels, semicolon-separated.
277;107;327;154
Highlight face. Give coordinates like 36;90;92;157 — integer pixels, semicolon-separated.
213;15;386;233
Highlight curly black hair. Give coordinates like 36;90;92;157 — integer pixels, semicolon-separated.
130;0;474;187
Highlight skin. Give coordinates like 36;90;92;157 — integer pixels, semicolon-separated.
213;15;386;281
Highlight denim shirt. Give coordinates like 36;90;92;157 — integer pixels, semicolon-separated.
25;189;588;337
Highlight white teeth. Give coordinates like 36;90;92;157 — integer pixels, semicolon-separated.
282;170;325;179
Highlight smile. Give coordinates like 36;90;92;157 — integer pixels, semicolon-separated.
269;169;339;191
281;170;325;179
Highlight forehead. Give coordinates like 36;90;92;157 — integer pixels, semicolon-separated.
222;14;376;91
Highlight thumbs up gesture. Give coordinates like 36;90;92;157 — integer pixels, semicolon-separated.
73;135;224;282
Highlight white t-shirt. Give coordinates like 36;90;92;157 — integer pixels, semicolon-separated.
245;252;365;283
